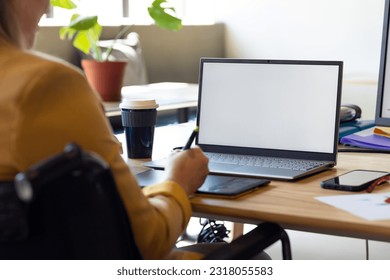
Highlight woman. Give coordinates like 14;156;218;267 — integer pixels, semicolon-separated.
0;0;209;259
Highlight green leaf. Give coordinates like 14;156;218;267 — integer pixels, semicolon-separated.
59;14;102;60
69;15;99;31
89;22;103;42
148;0;182;31
58;15;81;40
73;31;91;54
55;0;181;61
88;28;103;61
72;24;103;60
59;26;76;40
50;0;77;9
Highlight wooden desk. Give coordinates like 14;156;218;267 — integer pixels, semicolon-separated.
191;153;390;242
119;123;390;242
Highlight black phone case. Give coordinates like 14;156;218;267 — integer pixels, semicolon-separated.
320;169;389;192
320;180;372;191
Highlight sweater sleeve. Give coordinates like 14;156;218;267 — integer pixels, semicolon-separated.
12;60;192;259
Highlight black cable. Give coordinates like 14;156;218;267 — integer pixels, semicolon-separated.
197;219;230;243
366;239;370;260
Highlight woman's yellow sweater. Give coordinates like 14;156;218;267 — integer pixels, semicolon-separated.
0;40;199;259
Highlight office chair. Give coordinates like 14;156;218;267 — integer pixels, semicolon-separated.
0;143;292;260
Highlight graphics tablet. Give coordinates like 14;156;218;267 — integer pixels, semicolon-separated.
136;169;270;198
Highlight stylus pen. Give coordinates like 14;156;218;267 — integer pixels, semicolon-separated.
182;126;199;150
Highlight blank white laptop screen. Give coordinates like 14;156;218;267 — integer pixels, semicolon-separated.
198;60;340;154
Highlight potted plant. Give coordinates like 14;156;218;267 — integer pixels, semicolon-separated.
50;0;182;101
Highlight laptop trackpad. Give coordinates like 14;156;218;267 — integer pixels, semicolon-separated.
208;162;241;172
209;163;300;179
235;165;300;178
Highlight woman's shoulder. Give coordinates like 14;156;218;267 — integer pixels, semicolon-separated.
4;48;97;101
24;50;84;77
0;45;84;80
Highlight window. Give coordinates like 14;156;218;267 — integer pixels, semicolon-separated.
42;0;215;26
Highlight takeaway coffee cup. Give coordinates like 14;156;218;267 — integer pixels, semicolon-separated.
120;99;159;158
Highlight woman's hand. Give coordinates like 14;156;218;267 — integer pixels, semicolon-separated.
164;147;209;196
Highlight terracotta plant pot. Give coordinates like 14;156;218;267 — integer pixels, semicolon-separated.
81;60;127;102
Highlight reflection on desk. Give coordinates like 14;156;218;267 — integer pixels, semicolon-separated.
119;122;390;242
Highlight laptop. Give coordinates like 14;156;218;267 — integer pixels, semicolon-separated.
145;58;343;180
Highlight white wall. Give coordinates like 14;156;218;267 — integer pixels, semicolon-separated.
213;0;386;118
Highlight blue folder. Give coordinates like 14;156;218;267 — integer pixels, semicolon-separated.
338;120;375;139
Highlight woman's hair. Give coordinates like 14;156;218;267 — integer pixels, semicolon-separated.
0;0;20;45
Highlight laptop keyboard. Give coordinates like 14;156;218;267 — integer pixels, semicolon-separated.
205;153;325;171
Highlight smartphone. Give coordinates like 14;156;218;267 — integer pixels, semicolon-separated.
320;169;389;192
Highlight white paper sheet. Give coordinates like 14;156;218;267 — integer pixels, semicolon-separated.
316;192;390;221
